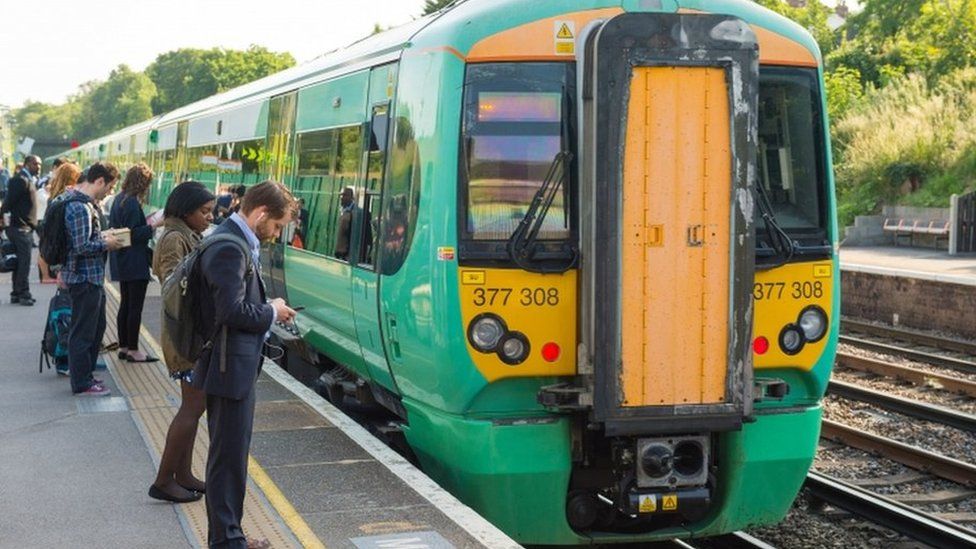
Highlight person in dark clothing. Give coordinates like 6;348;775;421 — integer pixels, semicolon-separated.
109;163;162;362
62;162;123;397
150;181;216;504
193;180;296;549
1;155;41;305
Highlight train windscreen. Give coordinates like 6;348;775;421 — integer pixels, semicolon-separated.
461;63;574;244
757;67;829;251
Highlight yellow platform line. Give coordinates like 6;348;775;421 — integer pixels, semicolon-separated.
104;283;326;549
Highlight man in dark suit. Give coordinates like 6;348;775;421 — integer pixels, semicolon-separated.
1;155;40;305
192;180;297;548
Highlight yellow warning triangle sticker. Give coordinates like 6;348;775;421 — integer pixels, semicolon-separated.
557;23;574;39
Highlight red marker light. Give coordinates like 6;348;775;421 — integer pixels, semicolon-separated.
753;336;770;355
541;342;561;362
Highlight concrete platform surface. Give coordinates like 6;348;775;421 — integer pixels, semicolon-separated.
841;246;976;286
0;257;518;549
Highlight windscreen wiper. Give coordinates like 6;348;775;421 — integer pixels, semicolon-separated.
506;150;577;273
754;182;796;270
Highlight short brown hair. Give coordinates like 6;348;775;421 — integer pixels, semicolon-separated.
86;161;119;185
240;180;297;219
121;162;154;202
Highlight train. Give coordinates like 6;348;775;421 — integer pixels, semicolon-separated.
50;0;838;544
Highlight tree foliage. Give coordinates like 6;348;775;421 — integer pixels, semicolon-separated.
422;0;453;15
11;45;294;155
146;46;295;114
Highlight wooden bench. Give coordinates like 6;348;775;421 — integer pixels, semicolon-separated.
883;218;950;248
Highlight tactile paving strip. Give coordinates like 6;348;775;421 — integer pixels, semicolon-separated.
103;285;300;548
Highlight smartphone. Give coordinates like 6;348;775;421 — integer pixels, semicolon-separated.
292;306;306;312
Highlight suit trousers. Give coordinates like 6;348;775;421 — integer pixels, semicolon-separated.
5;226;32;298
205;387;256;549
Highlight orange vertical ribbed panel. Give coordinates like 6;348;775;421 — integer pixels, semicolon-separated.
620;66;731;408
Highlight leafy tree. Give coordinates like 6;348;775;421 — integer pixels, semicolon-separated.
422;0;453;15
11;100;79;159
72;65;156;140
146;46;295;114
753;0;837;55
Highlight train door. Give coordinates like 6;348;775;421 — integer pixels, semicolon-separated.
580;13;758;434
350;63;399;393
262;92;298;300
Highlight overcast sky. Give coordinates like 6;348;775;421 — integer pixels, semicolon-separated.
0;0;428;109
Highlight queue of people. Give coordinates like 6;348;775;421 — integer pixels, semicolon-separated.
0;157;299;548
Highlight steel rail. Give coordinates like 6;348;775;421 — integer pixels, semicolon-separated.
828;379;976;432
804;471;976;548
836;352;976;398
820;419;976;486
839;334;976;376
843;318;976;356
709;532;777;549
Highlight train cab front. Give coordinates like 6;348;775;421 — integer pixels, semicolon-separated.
534;12;827;538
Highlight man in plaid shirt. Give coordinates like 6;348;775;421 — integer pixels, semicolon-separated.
60;162;124;396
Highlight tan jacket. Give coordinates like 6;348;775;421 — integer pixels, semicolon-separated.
153;218;201;375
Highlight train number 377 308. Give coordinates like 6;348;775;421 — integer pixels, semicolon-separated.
472;287;560;307
753;281;824;300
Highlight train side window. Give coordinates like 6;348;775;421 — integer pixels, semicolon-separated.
335;125;365;262
186;145;220;190
379;113;421;276
291;129;340;256
357;104;390;269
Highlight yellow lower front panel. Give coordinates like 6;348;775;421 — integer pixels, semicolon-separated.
459;269;577;382
620;66;732;407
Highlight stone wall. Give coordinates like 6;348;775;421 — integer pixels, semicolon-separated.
841;269;976;339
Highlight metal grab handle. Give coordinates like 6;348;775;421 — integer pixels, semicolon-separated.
687;224;704;247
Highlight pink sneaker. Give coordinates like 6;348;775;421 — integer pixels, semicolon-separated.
75;384;111;397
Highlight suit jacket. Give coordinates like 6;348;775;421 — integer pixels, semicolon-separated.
191;220;274;400
108;194;153;281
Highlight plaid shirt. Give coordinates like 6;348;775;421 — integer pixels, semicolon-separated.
61;190;107;286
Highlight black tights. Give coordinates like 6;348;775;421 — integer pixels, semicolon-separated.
118;279;149;350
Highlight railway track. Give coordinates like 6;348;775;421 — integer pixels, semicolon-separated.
843;318;976;356
804;471;976;548
835;351;976;398
827;379;976;431
820;419;976;487
838;334;976;376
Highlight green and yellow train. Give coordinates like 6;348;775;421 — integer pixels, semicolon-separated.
54;0;838;543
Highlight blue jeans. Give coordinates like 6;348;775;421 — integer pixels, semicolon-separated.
68;283;106;393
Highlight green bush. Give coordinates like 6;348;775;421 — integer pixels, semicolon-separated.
833;70;976;227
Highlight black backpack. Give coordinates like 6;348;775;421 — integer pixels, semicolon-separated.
39;289;72;372
39;195;93;267
160;233;253;372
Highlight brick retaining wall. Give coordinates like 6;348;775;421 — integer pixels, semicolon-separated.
842;270;976;340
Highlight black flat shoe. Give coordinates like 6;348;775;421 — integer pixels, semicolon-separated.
148;484;202;503
179;482;206;494
118;351;129;360
126;355;159;363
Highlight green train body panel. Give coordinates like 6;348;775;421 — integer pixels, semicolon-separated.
404;398;822;544
55;0;837;543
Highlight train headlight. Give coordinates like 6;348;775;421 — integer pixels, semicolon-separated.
798;306;828;343
498;332;530;365
468;314;506;352
779;325;805;355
